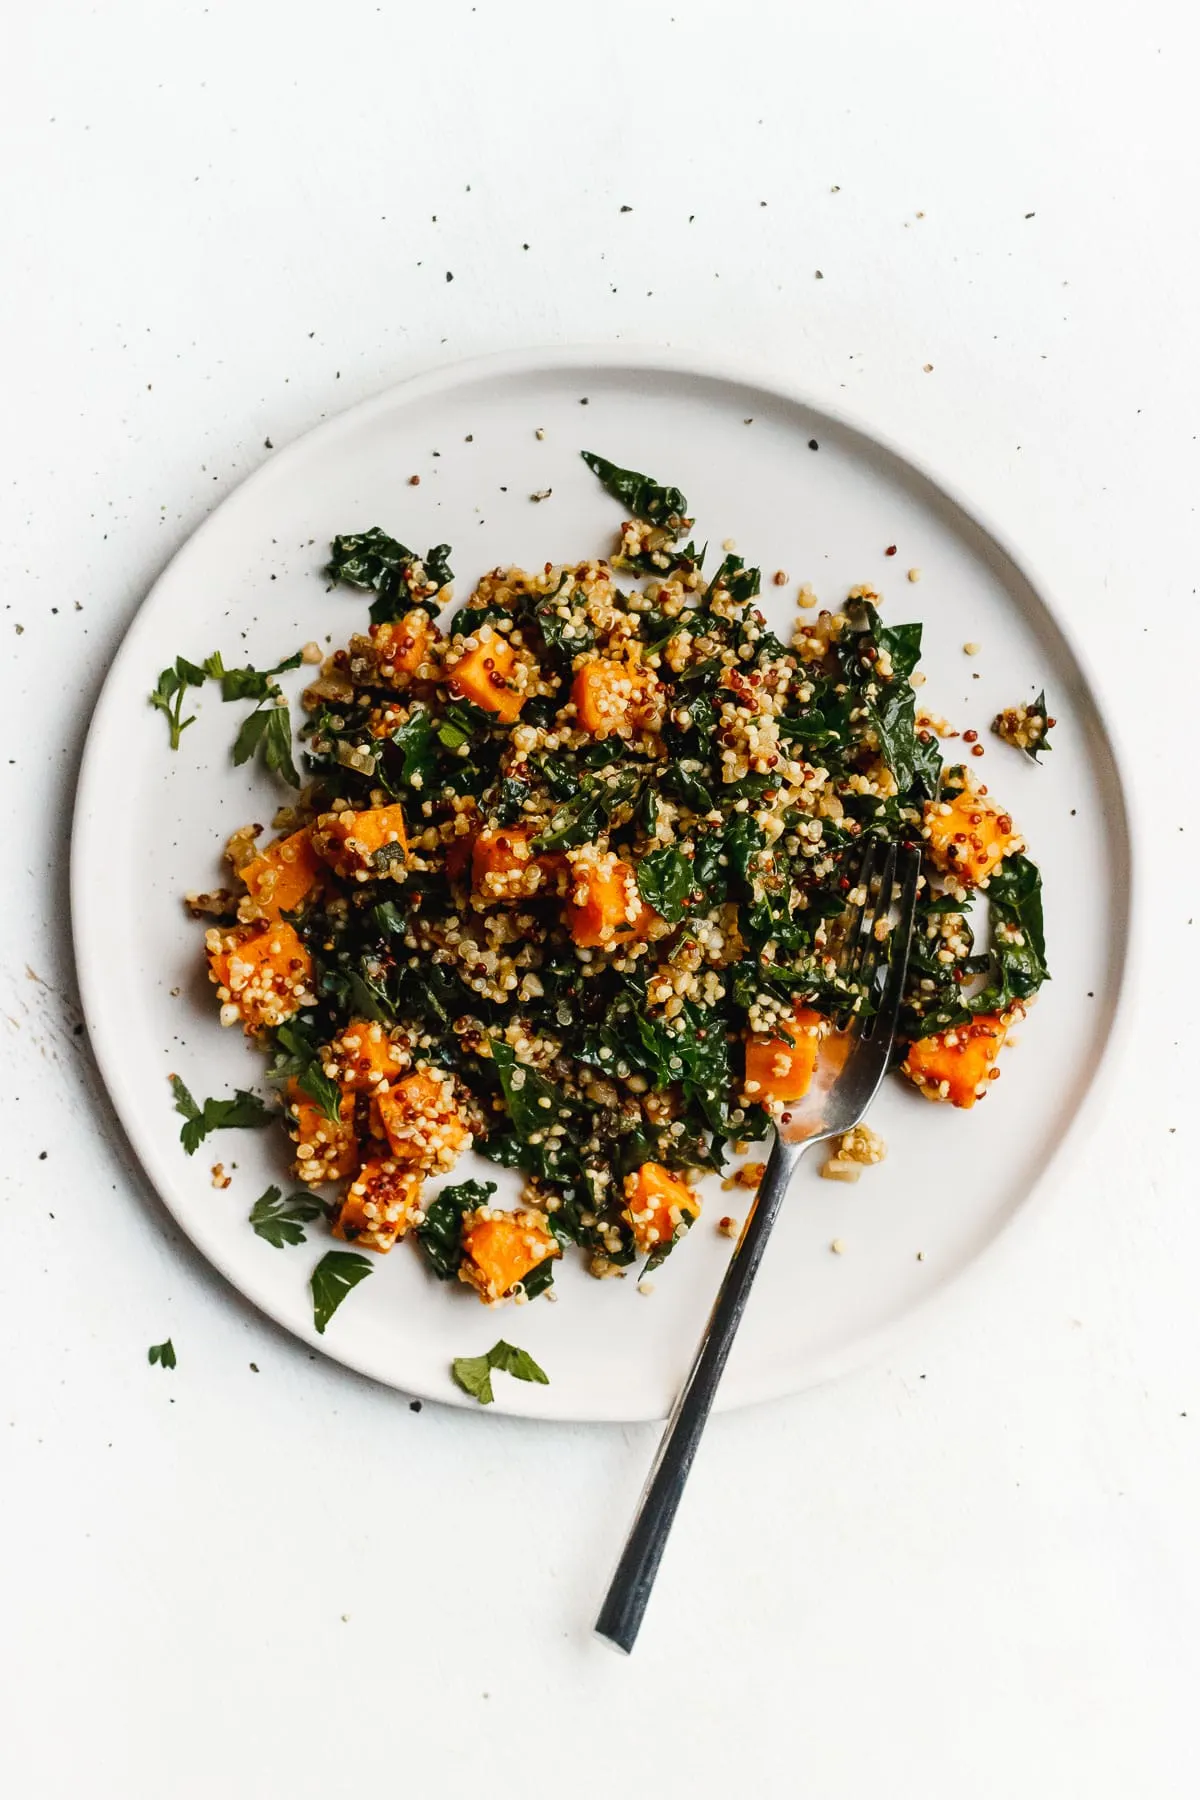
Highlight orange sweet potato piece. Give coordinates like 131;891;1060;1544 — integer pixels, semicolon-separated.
371;610;437;680
332;1019;408;1093
332;1159;423;1252
314;804;408;879
572;657;647;737
375;1068;471;1173
470;826;563;901
923;786;1023;889
901;1012;1014;1108
287;1080;359;1184
205;921;315;1033
473;825;533;890
622;1162;701;1257
565;853;655;949
743;1006;825;1105
458;1207;560;1303
446;623;526;722
238;828;322;922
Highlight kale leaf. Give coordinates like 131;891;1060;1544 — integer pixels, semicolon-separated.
417;1178;496;1280
581;451;690;528
636;845;699;923
326;528;453;623
979;853;1048;1004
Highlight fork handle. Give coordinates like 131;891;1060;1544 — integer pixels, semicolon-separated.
594;1132;806;1654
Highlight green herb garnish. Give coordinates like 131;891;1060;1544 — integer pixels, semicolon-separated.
310;1250;373;1333
169;1075;273;1155
451;1339;550;1406
249;1186;327;1248
150;656;207;748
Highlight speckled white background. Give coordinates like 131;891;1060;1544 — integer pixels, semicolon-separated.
2;3;1197;1796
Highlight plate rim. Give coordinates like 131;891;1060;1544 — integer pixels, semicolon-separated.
70;342;1139;1420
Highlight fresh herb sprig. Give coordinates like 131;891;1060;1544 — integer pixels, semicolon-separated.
150;657;208;748
451;1340;550;1406
250;1186;328;1248
169;1075;273;1155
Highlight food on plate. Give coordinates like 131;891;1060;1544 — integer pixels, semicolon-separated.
183;449;1048;1313
992;691;1054;761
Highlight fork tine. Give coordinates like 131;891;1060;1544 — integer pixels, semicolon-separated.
864;846;921;1040
834;837;881;983
846;840;897;994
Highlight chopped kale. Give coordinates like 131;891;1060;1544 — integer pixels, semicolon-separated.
417;1178;496;1280
581;451;690;529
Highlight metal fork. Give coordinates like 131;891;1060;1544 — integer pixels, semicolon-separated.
594;841;921;1654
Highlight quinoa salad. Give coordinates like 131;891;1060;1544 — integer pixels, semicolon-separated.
180;449;1049;1317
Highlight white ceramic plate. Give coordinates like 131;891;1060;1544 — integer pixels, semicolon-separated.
72;348;1132;1421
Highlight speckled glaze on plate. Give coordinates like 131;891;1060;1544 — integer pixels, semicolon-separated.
71;348;1133;1421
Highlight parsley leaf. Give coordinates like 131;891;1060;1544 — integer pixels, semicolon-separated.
212;651;303;703
231;706;270;765
450;1352;495;1404
581;451;690;529
149;656;207;749
147;1339;177;1370
416;1178;495;1280
264;704;301;785
451;1338;550;1405
310;1250;373;1333
170;1074;273;1154
249;1185;326;1249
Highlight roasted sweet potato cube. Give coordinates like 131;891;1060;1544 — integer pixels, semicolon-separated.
287;1080;359;1184
314;804;408;880
238;828;322;922
446;623;526;722
332;1159;423;1252
375;1068;471;1173
371;610;437;680
901;1012;1014;1108
458;1207;560;1303
923;786;1023;889
743;1007;825;1105
332;1019;408;1092
205;921;314;1033
473;825;533;894
572;657;647;737
622;1162;701;1257
565;851;655;949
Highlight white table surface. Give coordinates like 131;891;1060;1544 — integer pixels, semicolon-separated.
3;3;1197;1795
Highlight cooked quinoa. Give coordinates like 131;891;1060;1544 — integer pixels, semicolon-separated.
992;691;1054;761
190;450;1049;1308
